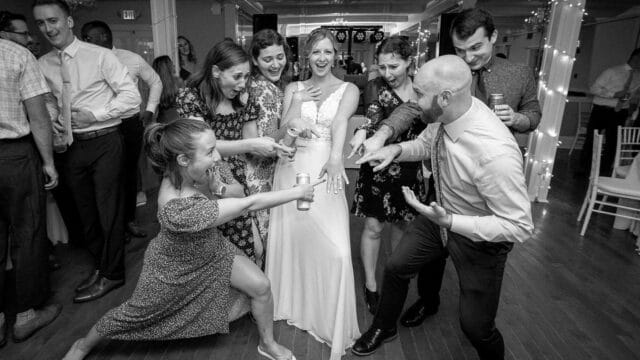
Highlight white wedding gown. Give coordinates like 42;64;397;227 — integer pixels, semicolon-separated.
266;81;360;359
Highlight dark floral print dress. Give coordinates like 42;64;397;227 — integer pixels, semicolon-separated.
244;74;283;246
351;77;427;223
176;87;258;261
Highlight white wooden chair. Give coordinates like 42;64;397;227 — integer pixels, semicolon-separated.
568;100;591;156
611;126;640;178
578;131;640;236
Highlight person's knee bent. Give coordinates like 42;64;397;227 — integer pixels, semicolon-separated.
363;217;384;238
250;275;271;299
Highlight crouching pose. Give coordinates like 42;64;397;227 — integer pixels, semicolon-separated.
64;119;322;360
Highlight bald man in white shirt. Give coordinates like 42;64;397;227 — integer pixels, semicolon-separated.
352;55;533;360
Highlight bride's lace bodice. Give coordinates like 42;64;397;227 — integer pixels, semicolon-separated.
298;81;348;141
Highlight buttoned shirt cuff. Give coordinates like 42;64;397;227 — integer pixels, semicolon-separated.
450;214;478;242
91;108;109;122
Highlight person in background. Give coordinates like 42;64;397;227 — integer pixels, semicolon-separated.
0;10;63;270
348;35;427;315
62;119;311;360
176;39;291;263
0;11;34;47
581;48;640;175
80;20;162;240
0;38;61;347
152;55;182;123
34;0;141;303
352;55;533;360
178;35;197;81
333;59;347;80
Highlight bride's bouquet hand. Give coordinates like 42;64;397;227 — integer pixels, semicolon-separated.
318;158;349;194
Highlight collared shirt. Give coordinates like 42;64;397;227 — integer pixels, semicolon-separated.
38;37;140;133
113;47;162;115
591;63;640;108
382;56;541;137
397;97;534;243
0;39;50;139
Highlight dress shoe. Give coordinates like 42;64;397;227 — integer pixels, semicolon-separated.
75;270;100;293
0;320;6;348
13;304;62;342
364;286;379;315
400;300;438;327
127;222;147;238
351;326;398;356
73;276;124;303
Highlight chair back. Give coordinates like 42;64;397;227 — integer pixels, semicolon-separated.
614;126;640;168
590;130;604;185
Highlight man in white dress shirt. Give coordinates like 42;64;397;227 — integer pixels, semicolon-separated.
581;48;640;175
351;55;533;359
33;0;140;303
80;20;162;239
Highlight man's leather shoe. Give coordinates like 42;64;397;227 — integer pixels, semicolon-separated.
127;222;147;238
351;326;397;356
73;276;124;303
0;320;6;348
13;304;62;342
75;270;100;293
400;300;437;327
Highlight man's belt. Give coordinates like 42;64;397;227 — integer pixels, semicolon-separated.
74;125;120;141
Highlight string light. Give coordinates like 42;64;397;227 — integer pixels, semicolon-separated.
526;0;585;201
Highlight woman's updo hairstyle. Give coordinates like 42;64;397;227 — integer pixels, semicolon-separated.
375;35;414;62
144;118;211;189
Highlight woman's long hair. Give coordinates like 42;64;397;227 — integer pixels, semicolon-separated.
177;35;196;65
152;55;180;110
187;39;250;113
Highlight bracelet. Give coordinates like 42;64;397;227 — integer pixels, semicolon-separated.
213;184;226;197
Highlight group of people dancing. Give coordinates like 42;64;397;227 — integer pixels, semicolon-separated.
0;0;535;358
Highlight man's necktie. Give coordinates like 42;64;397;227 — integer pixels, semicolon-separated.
473;69;488;104
615;69;634;112
59;52;73;145
430;124;448;246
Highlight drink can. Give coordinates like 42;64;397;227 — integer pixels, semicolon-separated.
296;172;311;211
488;93;505;110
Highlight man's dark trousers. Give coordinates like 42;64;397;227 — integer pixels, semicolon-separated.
372;215;513;360
0;136;49;313
56;131;125;280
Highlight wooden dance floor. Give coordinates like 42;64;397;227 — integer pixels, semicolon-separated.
2;149;639;360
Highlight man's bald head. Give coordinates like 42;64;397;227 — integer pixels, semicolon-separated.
415;55;472;95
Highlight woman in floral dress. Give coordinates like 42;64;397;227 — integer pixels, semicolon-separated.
243;29;289;258
63;119;315;360
349;36;427;313
176;40;289;262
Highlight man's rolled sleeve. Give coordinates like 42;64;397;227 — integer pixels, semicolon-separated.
380;102;423;142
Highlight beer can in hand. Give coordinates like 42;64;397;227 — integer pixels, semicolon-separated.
488;94;505;111
296;172;311;211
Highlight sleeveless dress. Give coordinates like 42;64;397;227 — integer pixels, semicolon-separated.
176;88;257;261
351;77;427;223
266;82;360;360
95;195;246;340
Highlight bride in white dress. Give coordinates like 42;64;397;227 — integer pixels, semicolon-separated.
266;28;361;360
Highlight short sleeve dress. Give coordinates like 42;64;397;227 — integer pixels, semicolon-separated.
176;87;257;261
244;74;283;245
351;77;427;223
95;195;240;339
